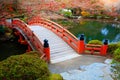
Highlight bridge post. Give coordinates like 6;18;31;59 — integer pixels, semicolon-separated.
43;39;50;62
78;34;85;54
18;34;23;43
26;45;32;52
100;39;108;56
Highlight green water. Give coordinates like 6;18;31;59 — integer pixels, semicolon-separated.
54;19;120;43
0;38;27;61
70;20;120;43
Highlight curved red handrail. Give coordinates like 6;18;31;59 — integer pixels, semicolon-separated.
12;19;44;55
28;16;79;53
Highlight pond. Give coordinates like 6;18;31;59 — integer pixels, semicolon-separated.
0;36;27;61
55;19;120;43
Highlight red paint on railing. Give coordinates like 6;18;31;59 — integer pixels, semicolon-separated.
26;45;32;52
44;47;50;62
78;40;85;54
85;44;108;56
101;45;108;56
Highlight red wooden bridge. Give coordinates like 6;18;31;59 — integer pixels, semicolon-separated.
0;16;108;64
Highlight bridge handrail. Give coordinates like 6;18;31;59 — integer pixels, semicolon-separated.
44;19;77;39
43;18;79;52
12;19;45;55
28;16;79;52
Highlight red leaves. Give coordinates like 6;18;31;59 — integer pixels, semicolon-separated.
7;5;14;12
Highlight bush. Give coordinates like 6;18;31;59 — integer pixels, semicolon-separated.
107;42;120;56
49;74;63;80
60;9;72;18
114;48;120;62
88;40;102;45
111;60;120;80
0;51;50;80
81;11;90;18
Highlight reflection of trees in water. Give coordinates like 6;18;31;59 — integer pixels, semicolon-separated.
101;28;109;36
69;20;120;43
102;24;120;42
113;33;120;42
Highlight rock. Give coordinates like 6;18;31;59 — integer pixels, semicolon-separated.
80;63;107;71
61;62;113;80
79;65;86;70
60;72;70;80
104;59;112;64
67;69;82;74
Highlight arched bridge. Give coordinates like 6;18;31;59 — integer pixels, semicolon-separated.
0;16;108;64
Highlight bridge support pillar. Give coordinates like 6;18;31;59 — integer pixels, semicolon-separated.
14;30;32;52
26;45;31;52
78;34;85;54
18;34;23;43
101;39;108;56
43;39;50;62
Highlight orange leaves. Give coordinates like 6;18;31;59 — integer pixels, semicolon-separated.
81;11;90;17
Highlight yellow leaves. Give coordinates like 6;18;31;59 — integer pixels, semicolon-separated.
81;11;90;17
79;21;86;25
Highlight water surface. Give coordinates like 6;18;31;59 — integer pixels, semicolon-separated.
68;20;120;43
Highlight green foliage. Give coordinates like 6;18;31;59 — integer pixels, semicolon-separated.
60;9;72;18
0;51;50;80
88;40;102;45
111;60;120;80
114;48;120;62
107;42;120;55
49;74;63;80
20;16;28;22
0;25;5;34
4;27;12;33
107;41;120;80
52;19;74;29
117;15;120;21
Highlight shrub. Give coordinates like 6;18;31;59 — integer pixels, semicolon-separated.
60;9;72;18
4;27;12;33
111;60;120;80
49;74;63;80
81;11;90;17
107;42;120;56
114;48;120;62
88;40;102;45
0;51;50;80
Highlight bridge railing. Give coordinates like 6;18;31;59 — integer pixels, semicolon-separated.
12;19;45;55
28;16;108;56
28;16;80;53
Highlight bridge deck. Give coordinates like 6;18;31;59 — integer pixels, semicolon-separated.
29;25;80;64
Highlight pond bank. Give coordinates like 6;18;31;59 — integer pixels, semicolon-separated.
79;18;120;24
0;39;27;61
0;27;27;61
